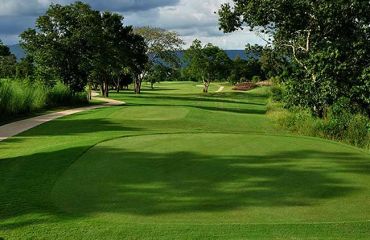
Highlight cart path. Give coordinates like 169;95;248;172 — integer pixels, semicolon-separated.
0;96;124;142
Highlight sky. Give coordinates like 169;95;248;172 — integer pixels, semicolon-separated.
0;0;265;49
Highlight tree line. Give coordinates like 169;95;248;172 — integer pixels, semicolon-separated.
218;0;370;117
1;1;275;96
0;2;187;97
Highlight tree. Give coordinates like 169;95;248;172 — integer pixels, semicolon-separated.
184;40;231;92
133;27;184;93
219;0;370;116
228;56;263;84
21;2;102;92
0;40;16;79
20;2;148;97
120;71;134;91
16;56;34;79
0;40;11;56
124;32;148;94
90;12;140;97
145;64;174;89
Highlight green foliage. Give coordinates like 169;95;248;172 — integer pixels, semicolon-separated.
0;80;46;117
269;102;370;149
20;2;147;96
184;39;231;92
0;40;17;79
0;40;11;56
16;56;34;79
1;82;370;239
0;79;87;120
251;75;261;83
133;27;183;94
47;81;88;107
134;27;184;68
219;0;370;116
270;85;284;102
345;114;370;148
228;57;263;84
145;64;179;88
228;45;287;85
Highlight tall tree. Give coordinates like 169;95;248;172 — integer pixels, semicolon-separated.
0;40;16;79
16;56;34;79
20;2;147;97
219;0;370;115
133;27;184;93
0;40;11;56
184;40;231;93
21;2;102;92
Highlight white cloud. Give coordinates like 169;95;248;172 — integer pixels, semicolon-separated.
124;0;264;49
0;0;265;49
0;0;48;16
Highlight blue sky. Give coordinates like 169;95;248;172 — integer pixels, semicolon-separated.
0;0;265;49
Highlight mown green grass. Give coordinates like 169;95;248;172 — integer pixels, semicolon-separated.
0;82;369;239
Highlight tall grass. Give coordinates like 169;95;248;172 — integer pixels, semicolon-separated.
0;79;87;121
267;100;370;150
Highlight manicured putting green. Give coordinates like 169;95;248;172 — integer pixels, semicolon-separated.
52;133;370;224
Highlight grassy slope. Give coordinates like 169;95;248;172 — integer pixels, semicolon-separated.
0;82;369;239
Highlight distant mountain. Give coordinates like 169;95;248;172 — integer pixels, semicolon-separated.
176;50;250;61
8;44;25;60
224;50;250;60
8;44;252;63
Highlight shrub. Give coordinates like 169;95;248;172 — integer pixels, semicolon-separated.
345;114;369;148
0;80;47;116
270;85;284;102
47;81;87;107
268;102;370;150
251;75;261;83
0;79;87;121
269;76;282;85
280;107;317;136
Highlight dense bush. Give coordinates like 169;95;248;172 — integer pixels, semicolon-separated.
251;75;261;83
268;99;370;149
0;79;87;120
270;85;284;102
47;81;88;107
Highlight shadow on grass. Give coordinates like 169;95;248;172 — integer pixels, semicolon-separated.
120;93;267;107
1;146;368;230
123;103;267;115
16;117;141;137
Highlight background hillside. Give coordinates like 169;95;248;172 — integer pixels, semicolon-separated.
8;44;251;61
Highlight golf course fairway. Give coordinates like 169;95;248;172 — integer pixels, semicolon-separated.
0;82;369;239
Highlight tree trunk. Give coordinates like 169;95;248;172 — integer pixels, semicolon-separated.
151;82;154;89
116;79;120;93
105;80;109;97
134;77;142;94
203;80;210;93
101;80;109;97
100;83;105;97
88;83;92;100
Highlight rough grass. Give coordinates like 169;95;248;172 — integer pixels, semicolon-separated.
267;100;370;150
0;82;369;239
0;79;88;122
